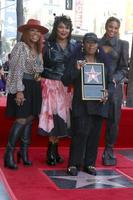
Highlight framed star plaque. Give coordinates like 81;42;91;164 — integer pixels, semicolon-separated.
81;63;105;100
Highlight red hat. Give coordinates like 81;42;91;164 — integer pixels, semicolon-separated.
18;19;49;34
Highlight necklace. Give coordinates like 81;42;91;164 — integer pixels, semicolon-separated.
31;48;38;57
85;55;96;63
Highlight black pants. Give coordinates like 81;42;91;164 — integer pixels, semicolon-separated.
68;115;103;168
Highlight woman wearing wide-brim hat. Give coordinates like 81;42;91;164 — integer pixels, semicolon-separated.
4;19;49;170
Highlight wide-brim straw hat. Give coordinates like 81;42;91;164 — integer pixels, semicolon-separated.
18;19;49;34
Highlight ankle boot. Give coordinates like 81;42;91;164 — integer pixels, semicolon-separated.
18;122;32;166
102;145;117;166
47;142;56;166
55;143;64;163
4;122;24;170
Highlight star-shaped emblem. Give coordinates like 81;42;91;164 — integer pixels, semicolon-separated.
85;66;101;83
51;171;128;189
44;169;133;189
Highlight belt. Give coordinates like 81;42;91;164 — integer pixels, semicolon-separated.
23;73;34;80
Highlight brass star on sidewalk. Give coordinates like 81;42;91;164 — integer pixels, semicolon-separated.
44;169;133;189
52;171;129;189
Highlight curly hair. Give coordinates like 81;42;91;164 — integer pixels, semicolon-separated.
48;15;73;42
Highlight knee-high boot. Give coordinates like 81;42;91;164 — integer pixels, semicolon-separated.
4;122;24;169
17;122;32;166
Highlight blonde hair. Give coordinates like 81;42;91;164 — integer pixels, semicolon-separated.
20;30;43;54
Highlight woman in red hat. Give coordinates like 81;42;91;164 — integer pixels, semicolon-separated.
4;19;49;169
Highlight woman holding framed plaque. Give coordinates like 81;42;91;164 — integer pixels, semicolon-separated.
99;17;129;166
62;33;109;176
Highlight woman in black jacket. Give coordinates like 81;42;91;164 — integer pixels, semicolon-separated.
38;15;80;166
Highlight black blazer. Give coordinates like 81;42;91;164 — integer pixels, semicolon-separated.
62;48;109;118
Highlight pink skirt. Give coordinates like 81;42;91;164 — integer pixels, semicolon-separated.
38;78;73;136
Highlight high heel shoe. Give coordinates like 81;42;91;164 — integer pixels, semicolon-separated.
4;159;18;170
4;143;18;170
3;122;25;170
54;143;64;163
4;152;18;170
17;151;32;166
102;147;117;166
47;142;56;166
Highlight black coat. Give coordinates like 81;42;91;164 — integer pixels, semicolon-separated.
62;48;109;118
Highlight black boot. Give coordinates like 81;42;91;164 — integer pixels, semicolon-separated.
4;122;24;170
17;122;32;166
55;143;64;163
102;145;117;166
47;142;56;166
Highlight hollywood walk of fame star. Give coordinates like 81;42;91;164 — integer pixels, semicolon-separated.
51;171;132;189
85;66;101;83
52;171;124;188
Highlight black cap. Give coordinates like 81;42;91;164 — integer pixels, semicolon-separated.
83;33;98;43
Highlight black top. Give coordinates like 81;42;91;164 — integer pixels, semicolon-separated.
41;39;80;80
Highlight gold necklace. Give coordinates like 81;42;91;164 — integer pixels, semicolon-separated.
85;56;96;63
